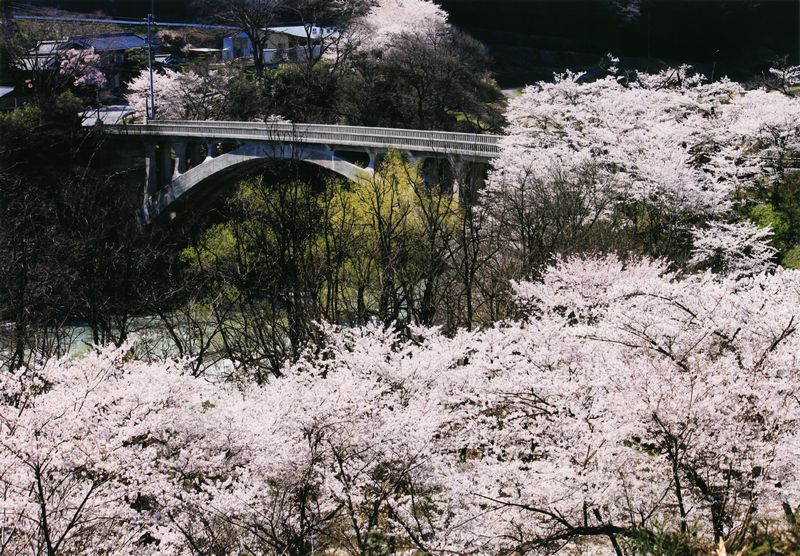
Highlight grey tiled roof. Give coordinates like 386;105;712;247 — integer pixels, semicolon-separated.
72;33;148;52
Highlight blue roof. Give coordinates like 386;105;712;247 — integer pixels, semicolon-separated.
71;33;148;52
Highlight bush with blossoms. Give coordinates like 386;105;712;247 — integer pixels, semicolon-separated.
2;251;798;554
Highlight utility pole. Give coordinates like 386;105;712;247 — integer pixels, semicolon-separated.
146;11;156;120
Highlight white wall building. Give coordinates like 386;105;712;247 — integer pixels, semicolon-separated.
221;25;337;65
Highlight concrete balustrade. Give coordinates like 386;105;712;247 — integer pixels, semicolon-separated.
110;120;502;158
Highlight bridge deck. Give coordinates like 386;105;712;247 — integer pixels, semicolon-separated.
107;120;502;159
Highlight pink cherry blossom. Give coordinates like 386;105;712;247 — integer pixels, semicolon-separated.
59;48;107;89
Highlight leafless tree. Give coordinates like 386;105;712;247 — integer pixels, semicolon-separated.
195;0;281;77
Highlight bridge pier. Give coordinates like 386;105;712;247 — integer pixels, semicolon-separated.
173;141;187;178
205;142;217;161
188;142;204;169
419;157;456;193
452;159;466;197
159;142;173;187
144;141;158;197
456;161;489;203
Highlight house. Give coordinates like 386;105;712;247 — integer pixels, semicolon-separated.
16;33;149;101
0;85;21;111
80;105;135;126
222;25;337;65
15;40;63;71
184;47;223;63
155;53;182;68
64;33;149;99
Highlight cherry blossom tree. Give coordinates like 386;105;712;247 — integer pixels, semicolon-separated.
0;336;450;554
767;63;800;94
58;48;107;89
125;69;185;120
125;69;233;121
0;347;187;554
2;258;798;554
486;64;800;273
465;259;798;551
349;0;449;52
689;221;777;276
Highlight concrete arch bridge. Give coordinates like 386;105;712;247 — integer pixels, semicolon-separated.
107;120;502;223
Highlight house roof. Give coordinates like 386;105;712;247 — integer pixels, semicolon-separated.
32;40;66;55
81;105;134;126
71;33;148;52
26;33;149;64
268;25;338;39
225;25;339;41
0;86;14;97
15;56;59;71
155;54;176;63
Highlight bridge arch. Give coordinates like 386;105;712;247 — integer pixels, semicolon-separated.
146;141;373;222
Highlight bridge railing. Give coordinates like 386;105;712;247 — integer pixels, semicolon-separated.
107;120;502;158
154;120;501;143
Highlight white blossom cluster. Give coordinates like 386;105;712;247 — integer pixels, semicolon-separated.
345;0;449;53
125;69;232;121
487;65;800;220
59;48;107;89
689;221;777;276
2;257;798;553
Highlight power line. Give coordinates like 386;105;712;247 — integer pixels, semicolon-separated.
13;15;238;31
